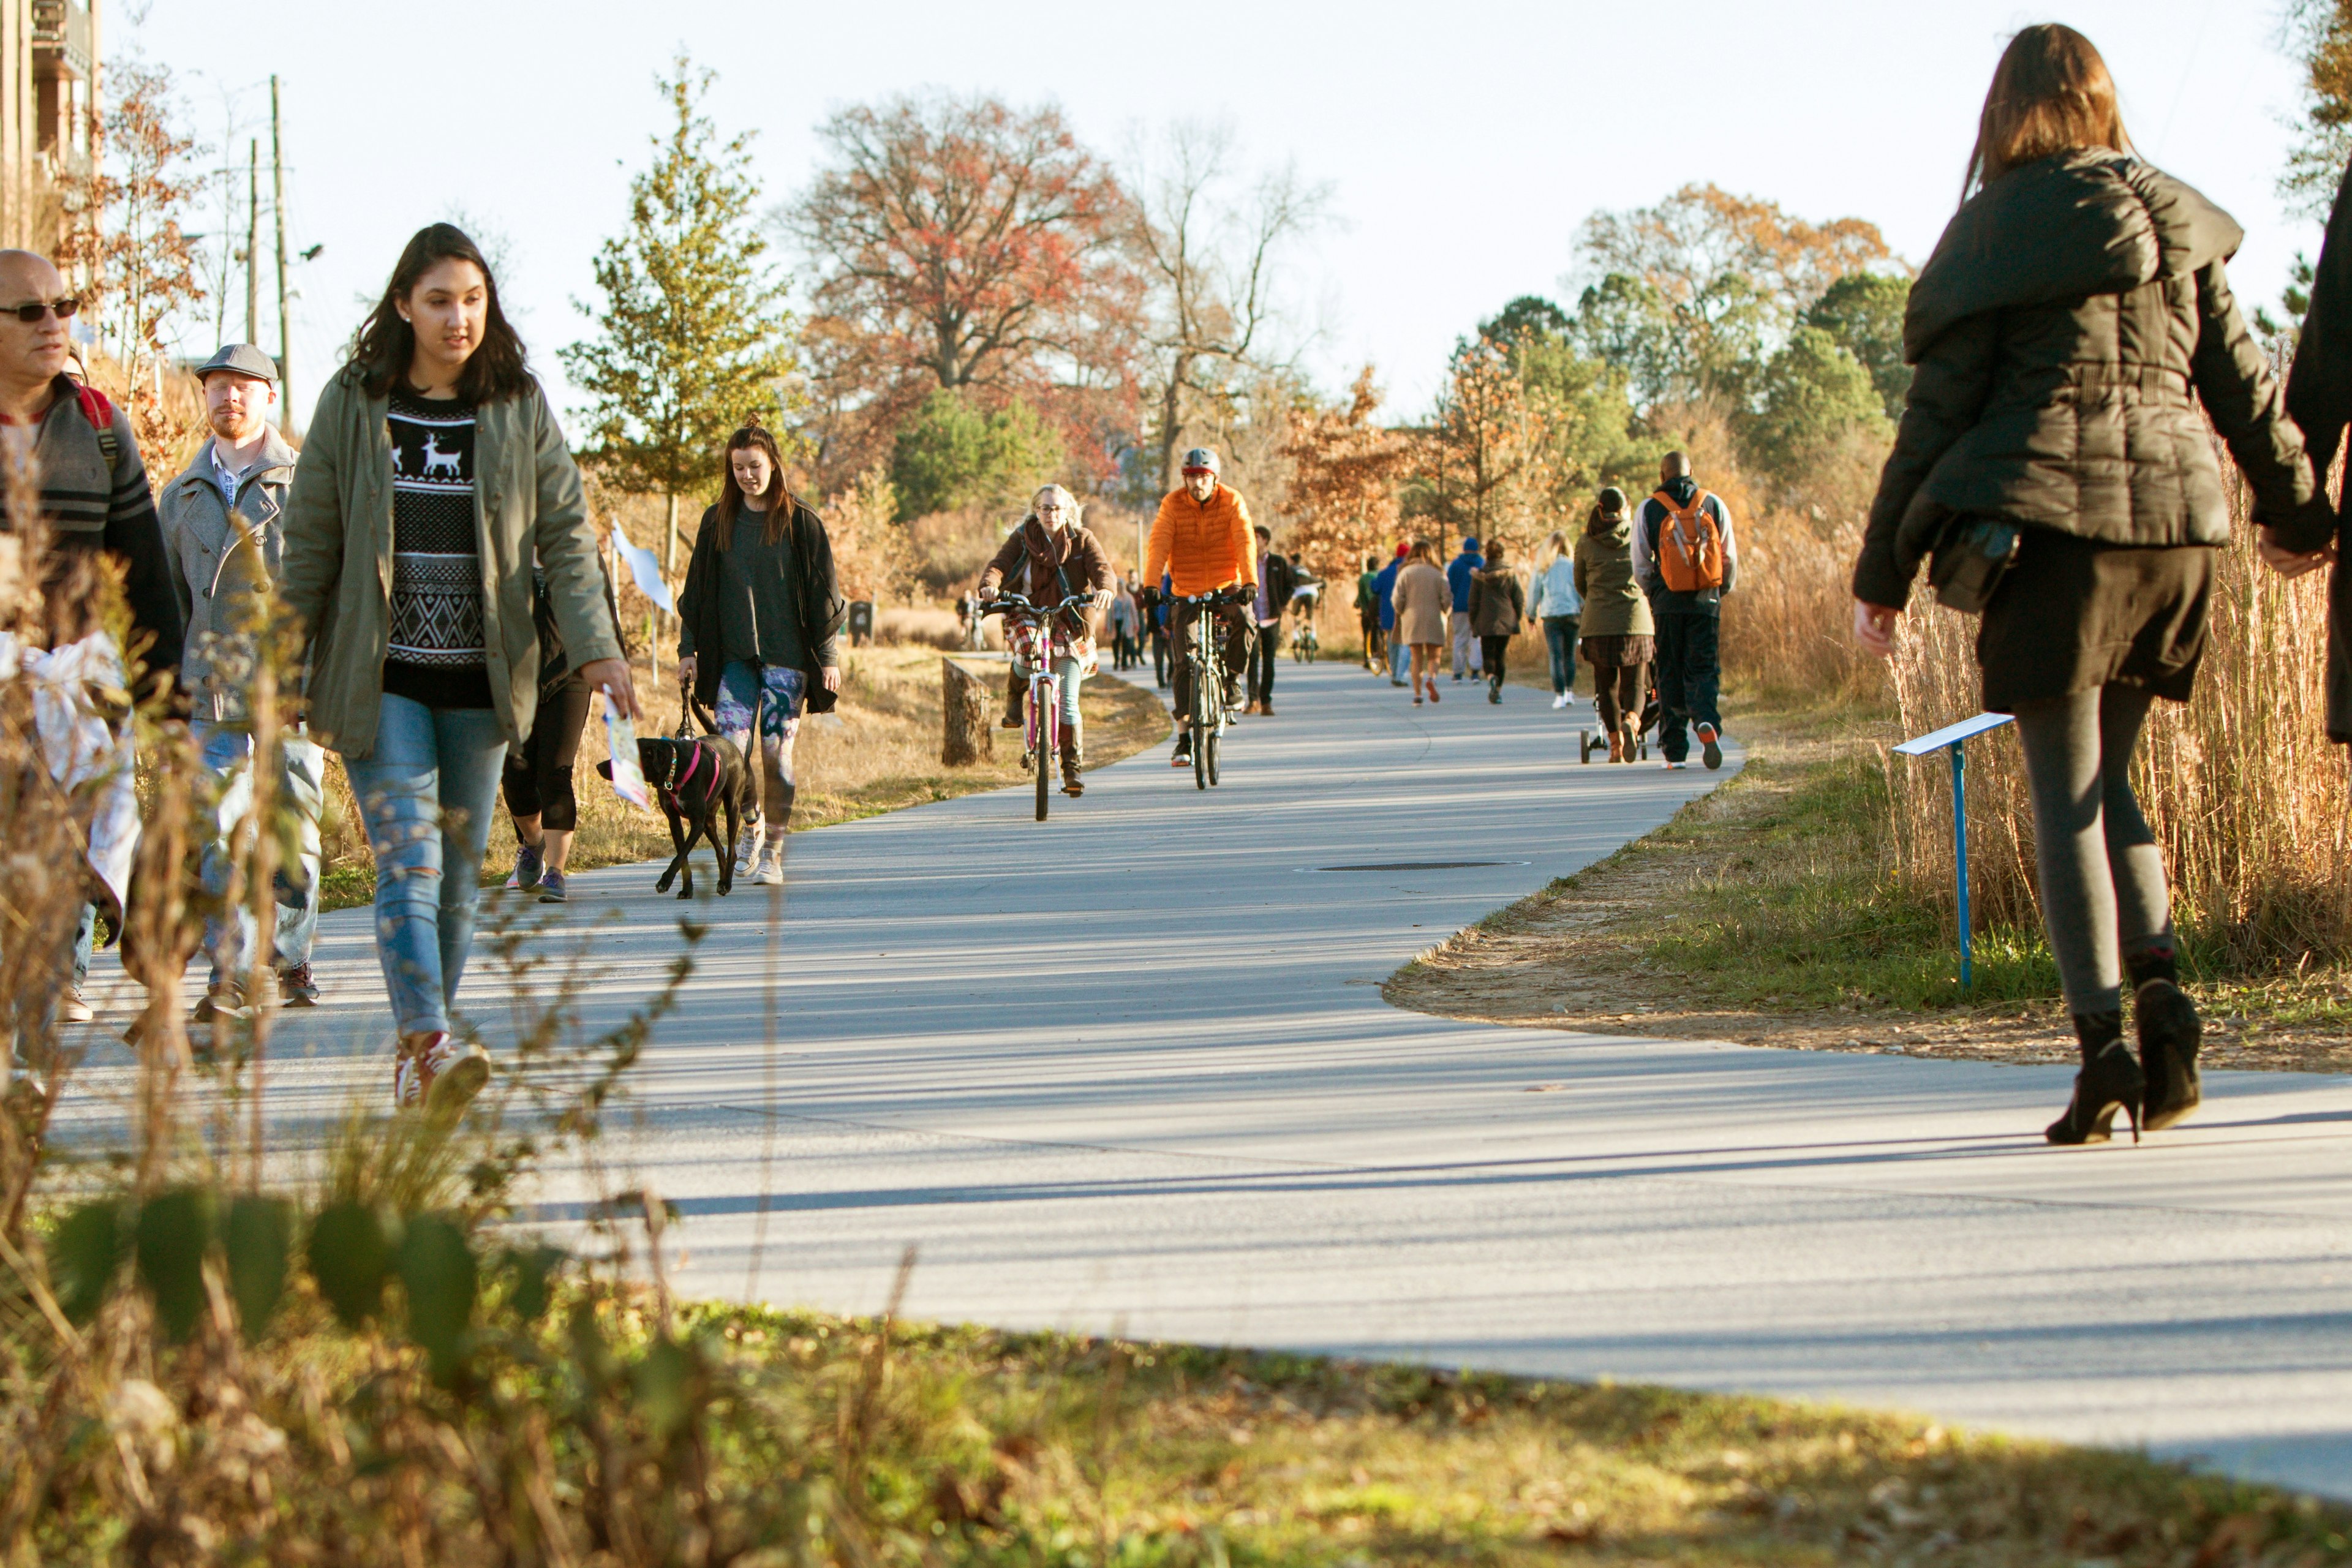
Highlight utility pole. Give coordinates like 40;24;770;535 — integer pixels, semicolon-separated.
271;76;292;418
244;140;259;344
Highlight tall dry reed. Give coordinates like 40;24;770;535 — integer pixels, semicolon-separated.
1883;464;2352;971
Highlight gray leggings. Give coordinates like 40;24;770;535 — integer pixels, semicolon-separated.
2013;684;2174;1015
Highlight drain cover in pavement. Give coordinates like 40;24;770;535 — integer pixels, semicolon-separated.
1307;861;1526;872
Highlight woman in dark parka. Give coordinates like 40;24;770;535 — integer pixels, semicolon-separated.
676;424;846;886
1849;25;2319;1146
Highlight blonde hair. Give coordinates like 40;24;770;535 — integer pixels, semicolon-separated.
1028;484;1081;527
1540;529;1570;573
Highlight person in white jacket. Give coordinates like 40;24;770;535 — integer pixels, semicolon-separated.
1528;529;1584;707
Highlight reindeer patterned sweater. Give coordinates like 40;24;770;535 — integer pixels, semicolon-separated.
382;388;490;710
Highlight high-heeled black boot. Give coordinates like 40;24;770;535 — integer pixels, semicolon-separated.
2046;1009;2144;1146
2128;947;2202;1131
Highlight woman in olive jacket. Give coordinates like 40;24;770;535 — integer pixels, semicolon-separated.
1849;26;2318;1146
1575;488;1653;762
280;224;636;1112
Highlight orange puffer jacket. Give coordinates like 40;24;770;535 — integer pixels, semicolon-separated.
1145;484;1258;597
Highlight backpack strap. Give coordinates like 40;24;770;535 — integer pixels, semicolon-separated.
77;386;119;470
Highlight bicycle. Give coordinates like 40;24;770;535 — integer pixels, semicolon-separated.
1289;621;1319;663
1177;586;1249;791
982;589;1099;821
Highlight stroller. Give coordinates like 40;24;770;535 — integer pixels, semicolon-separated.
1577;677;1660;763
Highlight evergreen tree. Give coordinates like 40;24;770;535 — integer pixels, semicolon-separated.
563;59;797;573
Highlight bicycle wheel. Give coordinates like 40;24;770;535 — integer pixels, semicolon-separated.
1205;727;1221;786
1035;682;1054;821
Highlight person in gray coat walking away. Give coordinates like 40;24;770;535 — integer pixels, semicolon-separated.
158;343;327;1018
1850;24;2318;1147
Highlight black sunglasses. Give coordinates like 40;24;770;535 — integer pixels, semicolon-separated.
3;297;79;324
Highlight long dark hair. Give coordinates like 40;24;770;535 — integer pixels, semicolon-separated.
714;423;792;551
1963;24;2130;200
351;224;532;402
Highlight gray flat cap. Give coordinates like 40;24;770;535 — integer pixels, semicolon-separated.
195;343;278;383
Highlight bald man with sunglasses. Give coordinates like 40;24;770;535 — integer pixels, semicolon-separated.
0;249;184;691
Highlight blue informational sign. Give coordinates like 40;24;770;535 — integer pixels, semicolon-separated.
1893;712;2016;988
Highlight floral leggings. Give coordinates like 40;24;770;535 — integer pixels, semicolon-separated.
715;661;805;835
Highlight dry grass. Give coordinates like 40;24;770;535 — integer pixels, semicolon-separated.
1884;468;2352;972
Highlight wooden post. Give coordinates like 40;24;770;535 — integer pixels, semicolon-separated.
271;76;292;416
245;140;260;342
941;658;995;766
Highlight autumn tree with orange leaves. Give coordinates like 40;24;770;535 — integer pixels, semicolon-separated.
1571;183;1893;409
788;93;1143;489
1280;367;1415;580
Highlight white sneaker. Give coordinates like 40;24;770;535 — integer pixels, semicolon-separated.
753;853;785;887
61;986;94;1023
1551;693;1568;709
734;823;764;876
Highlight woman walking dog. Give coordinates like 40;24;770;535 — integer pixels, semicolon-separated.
1850;24;2317;1145
676;423;846;887
281;223;636;1112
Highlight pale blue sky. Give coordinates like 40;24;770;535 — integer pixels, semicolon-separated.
130;0;2309;431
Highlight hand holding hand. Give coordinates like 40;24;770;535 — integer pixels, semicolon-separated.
2257;527;2334;581
1852;598;1900;658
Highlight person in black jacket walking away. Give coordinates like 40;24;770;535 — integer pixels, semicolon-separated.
1850;24;2318;1147
1468;539;1525;703
1637;452;1735;770
1244;524;1295;715
2277;137;2352;731
677;423;846;888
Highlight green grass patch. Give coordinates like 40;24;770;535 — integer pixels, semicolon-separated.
1635;751;2064;1012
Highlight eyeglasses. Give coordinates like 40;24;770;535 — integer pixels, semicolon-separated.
2;297;78;324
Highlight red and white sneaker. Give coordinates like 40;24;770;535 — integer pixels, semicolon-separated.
1696;722;1723;771
393;1031;492;1113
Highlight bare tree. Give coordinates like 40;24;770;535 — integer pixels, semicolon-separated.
1131;123;1330;493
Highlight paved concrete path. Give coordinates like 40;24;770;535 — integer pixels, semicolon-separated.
69;657;2352;1498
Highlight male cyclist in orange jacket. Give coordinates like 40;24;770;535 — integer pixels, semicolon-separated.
1145;447;1257;767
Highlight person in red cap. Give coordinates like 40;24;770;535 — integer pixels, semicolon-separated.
1144;447;1256;767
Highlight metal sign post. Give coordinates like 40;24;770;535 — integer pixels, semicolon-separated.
1892;712;2016;989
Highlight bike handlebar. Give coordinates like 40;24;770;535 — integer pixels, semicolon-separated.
1177;586;1253;608
981;590;1100;617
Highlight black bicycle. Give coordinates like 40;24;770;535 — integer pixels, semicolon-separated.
1177;586;1250;790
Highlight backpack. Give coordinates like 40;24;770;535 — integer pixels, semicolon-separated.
1651;488;1724;594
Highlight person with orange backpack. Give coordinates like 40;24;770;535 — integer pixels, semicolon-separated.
1634;451;1736;769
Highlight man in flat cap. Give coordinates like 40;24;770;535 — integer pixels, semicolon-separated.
159;343;328;1020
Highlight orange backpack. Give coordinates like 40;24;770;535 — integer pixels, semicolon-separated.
1652;488;1725;593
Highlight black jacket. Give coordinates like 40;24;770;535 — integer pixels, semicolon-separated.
1854;150;2314;609
1257;551;1296;619
676;496;845;715
2285;155;2352;739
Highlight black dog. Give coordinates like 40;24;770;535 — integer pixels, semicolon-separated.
596;714;752;898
